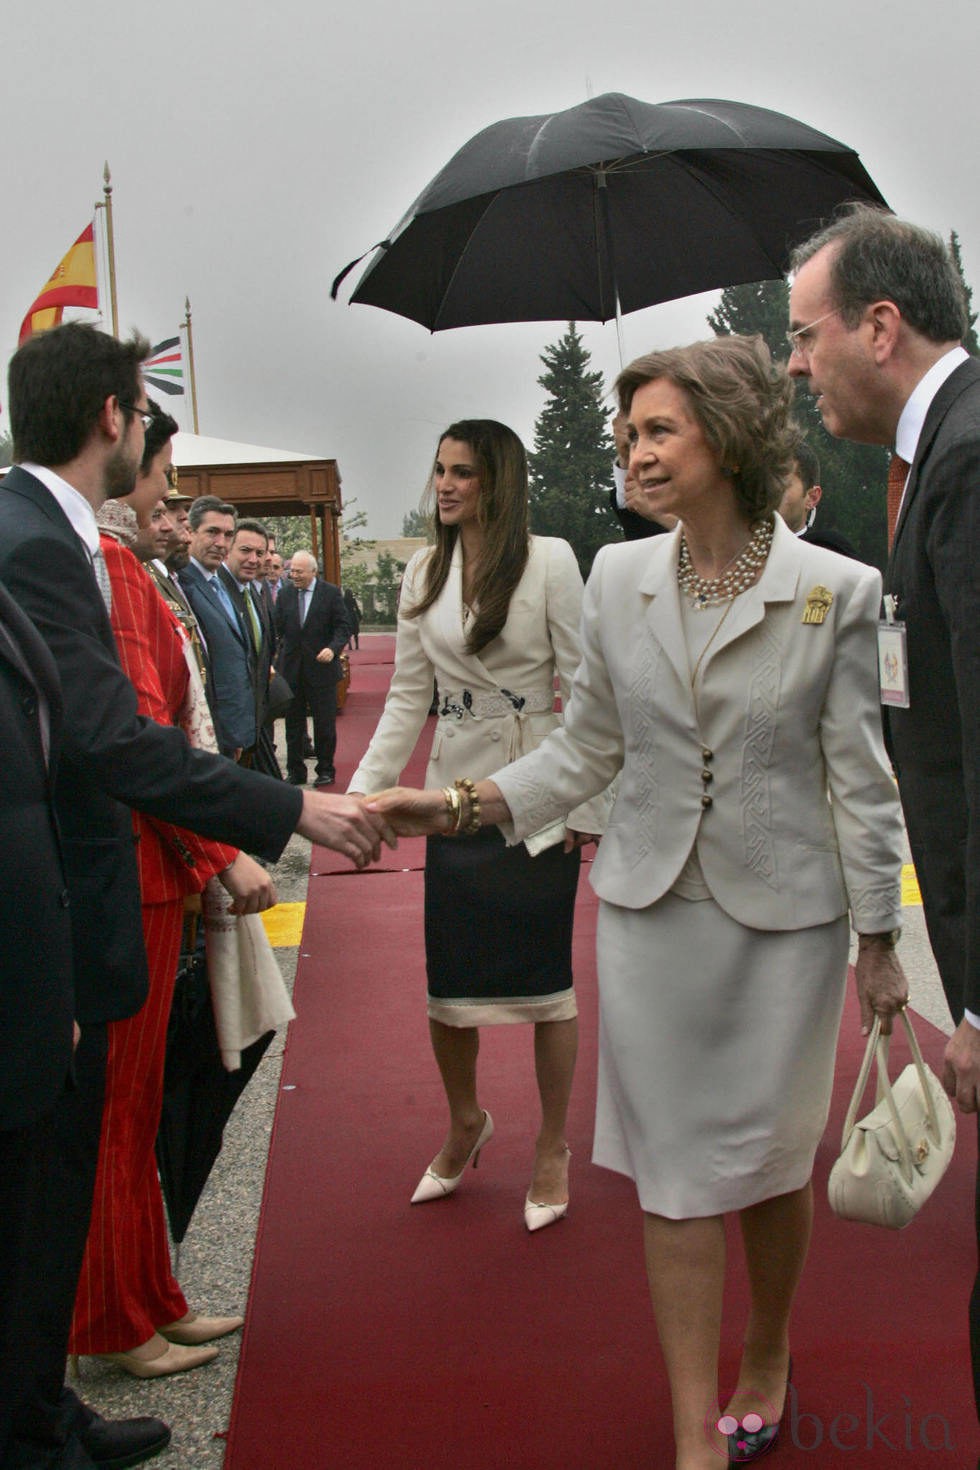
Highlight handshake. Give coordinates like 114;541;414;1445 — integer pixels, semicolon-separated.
294;784;456;868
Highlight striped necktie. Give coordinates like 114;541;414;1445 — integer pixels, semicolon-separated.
887;454;910;549
244;586;262;650
92;546;112;614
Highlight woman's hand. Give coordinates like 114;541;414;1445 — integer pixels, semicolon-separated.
854;939;910;1036
564;829;599;852
364;787;452;837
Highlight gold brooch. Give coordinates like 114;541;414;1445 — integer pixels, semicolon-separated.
802;585;833;625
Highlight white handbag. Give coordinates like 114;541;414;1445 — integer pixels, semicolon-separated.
828;1009;956;1229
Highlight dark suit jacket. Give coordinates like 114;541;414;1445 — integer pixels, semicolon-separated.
276;578;350;693
0;467;302;1025
180;559;257;752
219;566;275;728
798;523;862;560
0;578;74;1130
884;356;980;1018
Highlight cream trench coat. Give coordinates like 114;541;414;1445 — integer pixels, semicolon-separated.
495;516;904;933
349;535;609;848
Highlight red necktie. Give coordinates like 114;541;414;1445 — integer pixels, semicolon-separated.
887;454;910;549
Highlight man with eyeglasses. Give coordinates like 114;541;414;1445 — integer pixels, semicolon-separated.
0;324;393;1470
788;205;980;1436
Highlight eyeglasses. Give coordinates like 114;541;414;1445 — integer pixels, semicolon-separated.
785;309;841;361
118;402;154;430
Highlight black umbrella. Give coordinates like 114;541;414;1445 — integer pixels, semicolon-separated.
156;943;274;1243
332;93;886;331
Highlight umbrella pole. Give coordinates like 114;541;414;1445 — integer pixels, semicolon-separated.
596;170;625;368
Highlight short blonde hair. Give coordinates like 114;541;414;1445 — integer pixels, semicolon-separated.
615;335;799;521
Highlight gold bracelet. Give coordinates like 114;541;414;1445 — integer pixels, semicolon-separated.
454;777;481;836
441;785;462;835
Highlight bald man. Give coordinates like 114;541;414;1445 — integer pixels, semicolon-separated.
275;551;350;787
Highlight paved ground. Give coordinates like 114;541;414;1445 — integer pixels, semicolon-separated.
66;655;953;1467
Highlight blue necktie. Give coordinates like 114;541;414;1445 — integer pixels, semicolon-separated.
209;574;239;628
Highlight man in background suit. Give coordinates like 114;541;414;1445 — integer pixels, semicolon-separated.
788;205;980;1432
0;323;390;1469
180;497;256;760
276;549;350;787
220;518;280;777
777;443;861;559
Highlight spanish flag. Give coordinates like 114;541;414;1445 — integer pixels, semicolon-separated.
18;222;99;345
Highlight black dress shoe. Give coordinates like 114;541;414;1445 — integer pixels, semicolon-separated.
77;1411;171;1469
727;1356;792;1465
287;772;307;786
314;776;335;789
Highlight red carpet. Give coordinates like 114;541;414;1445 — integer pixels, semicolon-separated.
225;638;977;1468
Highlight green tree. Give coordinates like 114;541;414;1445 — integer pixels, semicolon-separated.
371;550;405;624
402;507;432;538
949;231;980;355
528;323;618;577
708;279;889;567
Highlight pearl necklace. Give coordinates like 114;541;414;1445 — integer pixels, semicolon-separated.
677;517;774;609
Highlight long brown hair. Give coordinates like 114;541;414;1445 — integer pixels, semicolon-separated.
405;420;530;654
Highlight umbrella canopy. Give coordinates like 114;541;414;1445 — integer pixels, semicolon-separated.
334;93;886;331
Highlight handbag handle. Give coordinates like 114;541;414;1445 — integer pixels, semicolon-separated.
839;1009;944;1185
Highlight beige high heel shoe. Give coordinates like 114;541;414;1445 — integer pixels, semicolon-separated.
159;1311;244;1345
100;1332;218;1378
411;1111;494;1204
524;1145;570;1232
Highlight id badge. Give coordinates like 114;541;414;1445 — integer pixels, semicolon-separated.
878;620;909;707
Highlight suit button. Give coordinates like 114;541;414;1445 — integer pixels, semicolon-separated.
445;728;455;738
701;769;713;783
701;747;713;762
59;889;70;908
701;794;713;809
491;730;501;741
22;693;37;716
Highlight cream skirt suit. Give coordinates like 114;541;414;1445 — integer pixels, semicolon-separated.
493;516;904;1217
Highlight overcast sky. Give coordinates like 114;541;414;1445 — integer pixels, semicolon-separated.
2;0;975;538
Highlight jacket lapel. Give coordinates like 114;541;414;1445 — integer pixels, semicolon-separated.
639;518;801;688
638;529;691;694
891;357;980;554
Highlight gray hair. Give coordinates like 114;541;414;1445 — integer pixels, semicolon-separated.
790;204;968;344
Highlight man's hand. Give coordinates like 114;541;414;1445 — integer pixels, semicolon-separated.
297;790;397;867
315;647;335;664
217;852;278;914
854;941;910;1036
944;1018;980;1113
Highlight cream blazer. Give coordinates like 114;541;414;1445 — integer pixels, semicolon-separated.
349;535;609;848
495;517;904;933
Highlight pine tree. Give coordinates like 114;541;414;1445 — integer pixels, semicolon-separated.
709;279;889;567
528;323;618;577
949;231;980;356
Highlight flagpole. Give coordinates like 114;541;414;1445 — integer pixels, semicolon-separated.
96;162;120;338
181;297;200;433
